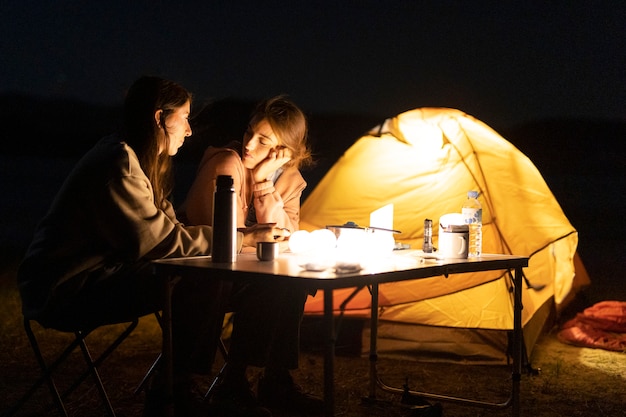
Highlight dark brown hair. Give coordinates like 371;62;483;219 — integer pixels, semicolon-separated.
123;76;192;207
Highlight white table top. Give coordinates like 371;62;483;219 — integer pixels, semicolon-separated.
152;250;528;290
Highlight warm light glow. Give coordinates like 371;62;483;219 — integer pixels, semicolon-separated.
578;348;626;378
288;230;312;254
292;227;395;271
368;230;396;255
392;113;444;155
292;229;337;271
310;229;337;251
439;213;465;231
289;229;337;255
370;203;394;230
334;228;362;251
335;228;395;266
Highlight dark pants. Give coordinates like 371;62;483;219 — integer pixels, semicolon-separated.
30;263;309;376
28;262;225;376
227;281;309;370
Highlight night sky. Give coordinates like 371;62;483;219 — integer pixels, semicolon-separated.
1;0;624;128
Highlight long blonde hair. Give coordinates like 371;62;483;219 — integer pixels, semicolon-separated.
249;95;313;170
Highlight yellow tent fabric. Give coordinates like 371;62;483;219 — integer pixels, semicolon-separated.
301;108;588;353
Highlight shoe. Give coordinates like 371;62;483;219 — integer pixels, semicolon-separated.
209;376;273;417
257;372;324;415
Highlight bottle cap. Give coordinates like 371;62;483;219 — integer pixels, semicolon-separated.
468;190;479;198
216;175;234;188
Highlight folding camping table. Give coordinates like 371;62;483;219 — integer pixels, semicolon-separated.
152;251;528;417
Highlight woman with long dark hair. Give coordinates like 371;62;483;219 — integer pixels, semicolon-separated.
17;76;284;416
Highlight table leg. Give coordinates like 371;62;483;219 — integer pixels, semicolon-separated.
512;266;523;417
323;288;335;417
371;268;524;415
368;283;379;399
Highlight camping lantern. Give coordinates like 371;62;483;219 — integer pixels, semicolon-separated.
327;222;397;265
288;230;312;254
289;228;337;272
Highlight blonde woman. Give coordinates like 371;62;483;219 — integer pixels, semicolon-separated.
182;96;322;416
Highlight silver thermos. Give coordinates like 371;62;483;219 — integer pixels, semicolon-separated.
211;175;237;263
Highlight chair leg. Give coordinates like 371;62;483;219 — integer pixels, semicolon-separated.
137;336;230;400
2;319;74;417
134;353;162;395
76;330;116;417
3;318;138;417
134;312;164;396
204;337;230;400
59;320;138;417
136;311;229;402
66;320;138;395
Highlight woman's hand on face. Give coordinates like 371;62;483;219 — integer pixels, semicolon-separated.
252;147;292;183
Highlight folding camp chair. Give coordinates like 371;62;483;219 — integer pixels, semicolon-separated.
3;317;141;417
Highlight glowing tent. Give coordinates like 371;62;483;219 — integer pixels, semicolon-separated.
301;108;589;363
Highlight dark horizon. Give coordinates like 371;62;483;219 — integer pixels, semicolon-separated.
1;1;624;130
2;92;625;163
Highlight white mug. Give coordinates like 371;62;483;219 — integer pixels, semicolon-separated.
438;231;468;259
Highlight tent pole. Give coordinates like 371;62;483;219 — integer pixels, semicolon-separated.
323;289;335;417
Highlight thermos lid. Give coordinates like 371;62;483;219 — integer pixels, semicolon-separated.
216;175;234;188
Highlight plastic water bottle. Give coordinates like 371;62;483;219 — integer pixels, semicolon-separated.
211;175;237;263
462;190;482;257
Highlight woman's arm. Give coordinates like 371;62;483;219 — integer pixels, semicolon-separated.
98;162;213;261
183;148;247;227
252;167;306;232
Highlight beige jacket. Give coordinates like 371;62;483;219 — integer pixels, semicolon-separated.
18;135;213;318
